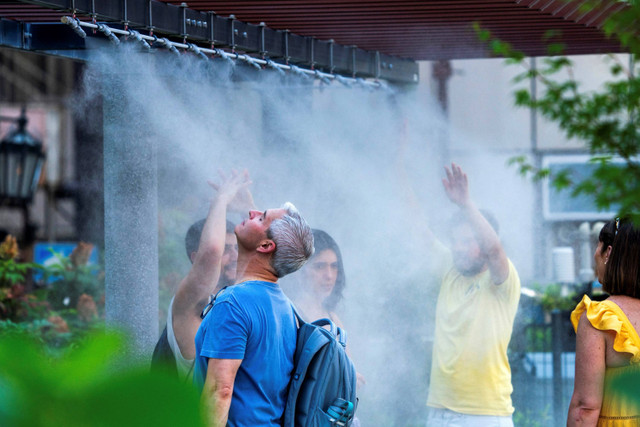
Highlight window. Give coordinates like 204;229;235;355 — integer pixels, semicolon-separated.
542;154;620;221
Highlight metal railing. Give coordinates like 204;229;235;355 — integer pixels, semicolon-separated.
510;310;576;427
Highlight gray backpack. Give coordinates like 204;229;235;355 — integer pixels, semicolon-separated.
283;310;358;426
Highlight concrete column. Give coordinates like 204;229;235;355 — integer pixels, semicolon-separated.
103;72;158;360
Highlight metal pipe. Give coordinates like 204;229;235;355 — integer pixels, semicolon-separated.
62;17;382;89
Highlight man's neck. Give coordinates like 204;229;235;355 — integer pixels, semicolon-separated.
235;253;278;284
237;272;278;284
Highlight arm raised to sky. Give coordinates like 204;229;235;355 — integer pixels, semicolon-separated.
442;163;509;284
172;170;253;360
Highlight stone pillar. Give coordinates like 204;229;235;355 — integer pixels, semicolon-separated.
102;71;158;360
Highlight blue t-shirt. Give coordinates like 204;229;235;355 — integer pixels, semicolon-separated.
194;280;297;427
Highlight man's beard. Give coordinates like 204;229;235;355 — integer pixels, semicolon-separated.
219;265;236;287
454;257;487;277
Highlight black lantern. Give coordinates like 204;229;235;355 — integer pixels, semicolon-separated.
0;108;45;204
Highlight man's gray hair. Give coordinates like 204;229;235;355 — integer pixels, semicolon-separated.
267;202;315;278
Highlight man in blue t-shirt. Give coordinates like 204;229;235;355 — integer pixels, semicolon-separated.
194;202;314;427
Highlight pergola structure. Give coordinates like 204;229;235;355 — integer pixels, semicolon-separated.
0;0;628;357
0;0;629;84
161;0;627;59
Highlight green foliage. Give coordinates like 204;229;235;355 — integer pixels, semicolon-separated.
0;330;205;427
0;318;80;354
474;1;640;222
0;237;107;352
538;283;579;313
0;258;40;288
44;246;104;310
514;406;552;427
0;246;46;321
524;326;552;352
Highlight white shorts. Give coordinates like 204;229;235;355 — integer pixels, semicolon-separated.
427;407;513;427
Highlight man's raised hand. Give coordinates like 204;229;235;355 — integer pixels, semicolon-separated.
442;162;470;207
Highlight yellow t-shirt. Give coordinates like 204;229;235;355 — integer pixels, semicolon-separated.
426;241;521;416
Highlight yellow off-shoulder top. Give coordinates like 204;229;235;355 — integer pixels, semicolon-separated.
571;295;640;426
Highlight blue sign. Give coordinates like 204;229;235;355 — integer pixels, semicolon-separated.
33;242;99;282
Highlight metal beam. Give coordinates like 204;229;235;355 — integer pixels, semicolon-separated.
15;0;418;83
0;18;24;49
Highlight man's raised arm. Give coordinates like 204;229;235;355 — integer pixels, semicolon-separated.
173;170;253;359
442;163;509;284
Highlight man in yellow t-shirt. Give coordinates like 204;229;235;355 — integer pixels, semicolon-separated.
425;163;521;427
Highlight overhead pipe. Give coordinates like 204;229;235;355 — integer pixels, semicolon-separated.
62;17;383;89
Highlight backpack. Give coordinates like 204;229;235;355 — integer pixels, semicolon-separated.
150;325;179;377
284;310;358;427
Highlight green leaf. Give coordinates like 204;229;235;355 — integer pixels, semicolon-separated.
546;43;566;56
0;330;205;427
514;89;532;106
543;29;562;41
552;170;572;190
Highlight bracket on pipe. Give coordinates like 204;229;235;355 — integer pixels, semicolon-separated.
335;74;353;87
187;42;207;60
283;29;290;65
266;59;285;76
242;54;261;70
314;69;330;85
97;23;119;45
128;30;150;50
229;14;236;52
179;2;188;42
61;16;86;39
158;37;179;55
207;11;216;48
258;22;267;58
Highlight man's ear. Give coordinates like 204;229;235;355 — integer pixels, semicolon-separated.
257;239;276;254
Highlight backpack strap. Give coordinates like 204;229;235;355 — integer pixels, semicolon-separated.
291;304;340;337
335;326;347;348
310;317;337;336
291;305;306;328
200;286;228;319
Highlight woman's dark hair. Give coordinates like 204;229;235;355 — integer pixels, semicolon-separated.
603;220;640;298
311;229;346;312
598;220;616;254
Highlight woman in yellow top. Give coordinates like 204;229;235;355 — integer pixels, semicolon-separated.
568;219;640;426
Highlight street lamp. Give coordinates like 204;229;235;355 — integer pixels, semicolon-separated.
0;108;45;242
